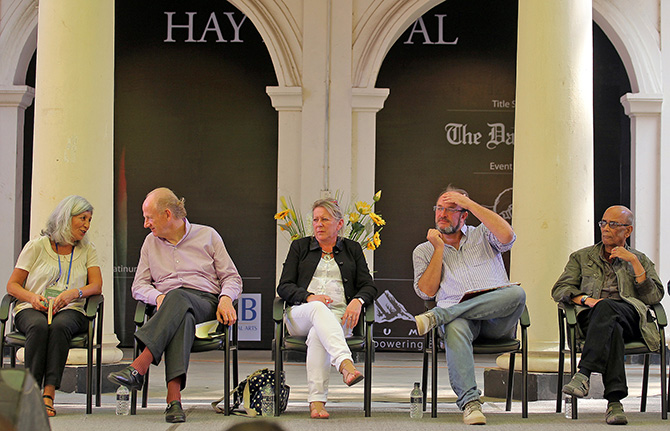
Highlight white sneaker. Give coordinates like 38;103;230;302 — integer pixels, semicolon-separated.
463;400;486;425
414;311;438;336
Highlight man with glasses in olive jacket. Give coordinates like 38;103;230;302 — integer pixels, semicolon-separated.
552;205;663;425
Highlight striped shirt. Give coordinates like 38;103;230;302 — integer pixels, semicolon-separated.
413;223;515;308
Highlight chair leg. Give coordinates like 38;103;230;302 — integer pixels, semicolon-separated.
556;309;565;413
233;326;239;389
86;325;93;414
274;323;283;417
142;368;149;408
431;329;438;418
421;333;429;412
522;341;528;418
95;344;102;407
131;339;140;415
224;326;231;416
364;338;372;417
505;353;515;412
641;354;650;412
660;338;667;419
569;328;578;419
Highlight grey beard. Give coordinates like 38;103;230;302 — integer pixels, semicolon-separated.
436;224;457;235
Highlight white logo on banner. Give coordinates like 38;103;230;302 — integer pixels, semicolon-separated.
237;293;261;341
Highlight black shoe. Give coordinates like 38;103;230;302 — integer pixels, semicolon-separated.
165;400;186;423
107;366;144;391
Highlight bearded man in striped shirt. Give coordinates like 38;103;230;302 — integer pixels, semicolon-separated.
412;185;526;425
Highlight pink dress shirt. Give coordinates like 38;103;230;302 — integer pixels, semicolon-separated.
131;219;243;305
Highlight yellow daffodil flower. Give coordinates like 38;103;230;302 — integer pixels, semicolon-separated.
369;212;386;226
349;212;360;223
373;231;381;247
274;209;290;220
366;239;376;250
355;201;371;215
373;190;382;202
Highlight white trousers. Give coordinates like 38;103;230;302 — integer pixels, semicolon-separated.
285;301;353;402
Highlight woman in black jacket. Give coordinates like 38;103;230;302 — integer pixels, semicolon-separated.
277;198;377;419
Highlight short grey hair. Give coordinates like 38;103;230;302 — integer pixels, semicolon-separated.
437;184;469;201
41;195;94;246
312;198;344;222
148;187;187;219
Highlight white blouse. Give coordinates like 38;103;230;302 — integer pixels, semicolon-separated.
13;236;99;315
306;255;347;317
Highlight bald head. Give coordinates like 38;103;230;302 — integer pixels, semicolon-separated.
604;205;633;226
145;187;187;219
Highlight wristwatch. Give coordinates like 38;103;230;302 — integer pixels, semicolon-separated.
77;288;83;299
356;297;365;306
580;295;589;305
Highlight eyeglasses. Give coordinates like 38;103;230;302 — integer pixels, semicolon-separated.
433;206;465;213
597;220;630;229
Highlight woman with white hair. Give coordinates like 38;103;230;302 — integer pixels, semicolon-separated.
6;195;102;417
277;198;377;419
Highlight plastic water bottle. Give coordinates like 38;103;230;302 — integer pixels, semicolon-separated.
261;383;275;417
410;382;423;419
564;395;572;419
116;385;130;415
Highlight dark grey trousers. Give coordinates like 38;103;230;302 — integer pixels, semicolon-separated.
135;288;218;389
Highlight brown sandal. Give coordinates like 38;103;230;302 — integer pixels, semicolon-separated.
339;360;364;387
43;394;56;417
309;401;329;419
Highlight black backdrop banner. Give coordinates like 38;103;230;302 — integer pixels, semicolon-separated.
114;0;278;348
373;0;518;351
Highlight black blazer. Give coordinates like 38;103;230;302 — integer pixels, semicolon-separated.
277;236;377;306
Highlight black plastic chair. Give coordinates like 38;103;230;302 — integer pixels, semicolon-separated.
272;296;374;417
0;293;104;414
556;301;667;419
421;299;530;418
130;300;239;415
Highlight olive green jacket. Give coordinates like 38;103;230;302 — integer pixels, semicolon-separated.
551;242;664;351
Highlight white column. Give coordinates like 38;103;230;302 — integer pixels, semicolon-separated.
660;0;670;313
300;0;329;204
267;86;303;283
32;0;121;363
352;87;389;268
327;0;354;194
511;0;594;354
0;85;34;285
620;94;662;261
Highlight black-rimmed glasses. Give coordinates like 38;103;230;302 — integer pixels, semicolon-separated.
597;220;630;229
433;206;465;213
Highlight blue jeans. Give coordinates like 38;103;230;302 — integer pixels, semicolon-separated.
431;284;526;409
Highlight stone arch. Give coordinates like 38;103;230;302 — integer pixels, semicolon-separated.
228;0;302;87
352;0;443;89
0;0;38;85
592;0;661;94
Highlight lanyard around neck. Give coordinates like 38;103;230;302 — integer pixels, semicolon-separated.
55;243;75;289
